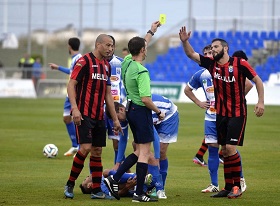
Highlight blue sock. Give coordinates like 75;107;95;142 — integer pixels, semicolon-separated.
208;146;219;186
135;162;148;195
113;153;138;182
148;164;163;191
160;159;168;188
237;150;244;178
116;130;128;164
66;122;78;147
153;127;160;159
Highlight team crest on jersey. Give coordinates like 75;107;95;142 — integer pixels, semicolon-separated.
202;79;207;84
228;66;233;72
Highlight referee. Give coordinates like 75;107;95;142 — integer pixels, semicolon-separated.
104;21;165;203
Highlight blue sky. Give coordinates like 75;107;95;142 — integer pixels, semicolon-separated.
1;0;280;38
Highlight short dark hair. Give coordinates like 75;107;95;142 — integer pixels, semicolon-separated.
232;50;248;60
79;184;90;194
105;102;124;119
128;37;146;56
68;37;80;51
202;45;211;53
212;38;229;52
108;35;115;46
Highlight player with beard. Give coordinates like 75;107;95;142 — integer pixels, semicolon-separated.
179;26;264;199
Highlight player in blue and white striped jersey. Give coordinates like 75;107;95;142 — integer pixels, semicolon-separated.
106;35;128;165
105;94;179;199
49;37;82;156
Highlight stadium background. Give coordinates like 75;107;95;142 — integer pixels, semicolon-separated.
0;0;280;101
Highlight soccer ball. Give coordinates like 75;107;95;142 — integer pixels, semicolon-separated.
43;144;58;158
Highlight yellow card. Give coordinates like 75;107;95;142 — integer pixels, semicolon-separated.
159;14;166;24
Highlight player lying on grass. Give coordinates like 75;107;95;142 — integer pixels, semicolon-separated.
80;169;153;198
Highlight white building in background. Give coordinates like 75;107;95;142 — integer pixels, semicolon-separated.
2;32;18;49
31;27;138;47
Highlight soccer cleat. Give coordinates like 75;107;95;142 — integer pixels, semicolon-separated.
103;175;120;200
146;187;157;198
193;156;207;167
91;191;115;200
64;147;78;156
144;174;153;186
240;177;247;193
132;193;158;202
227;186;242;199
157;190;167;199
210;188;230;198
64;185;74;199
201;184;219;193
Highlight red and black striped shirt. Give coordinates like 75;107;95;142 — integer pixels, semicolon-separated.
200;55;257;117
71;52;111;120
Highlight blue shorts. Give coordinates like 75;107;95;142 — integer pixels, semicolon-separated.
154;111;179;143
63;96;71;116
127;102;154;144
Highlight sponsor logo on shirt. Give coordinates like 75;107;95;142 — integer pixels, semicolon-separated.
92;65;98;67
214;72;236;82
91;73;107;81
116;67;121;74
113;96;120;101
206;87;214;93
110;76;119;82
111;90;118;95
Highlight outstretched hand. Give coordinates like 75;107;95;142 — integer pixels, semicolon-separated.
179;26;192;42
150;21;161;33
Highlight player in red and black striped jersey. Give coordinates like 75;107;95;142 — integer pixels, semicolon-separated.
64;34;123;200
179;26;264;199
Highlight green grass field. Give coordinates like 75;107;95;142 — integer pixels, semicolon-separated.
0;98;279;206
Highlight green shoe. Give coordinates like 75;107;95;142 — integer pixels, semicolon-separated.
149;188;157;199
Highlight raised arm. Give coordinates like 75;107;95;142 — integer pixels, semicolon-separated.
144;21;161;46
179;26;201;64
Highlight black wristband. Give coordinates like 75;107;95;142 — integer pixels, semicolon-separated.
147;30;154;36
156;111;161;116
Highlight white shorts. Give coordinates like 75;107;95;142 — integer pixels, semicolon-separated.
204;134;218;144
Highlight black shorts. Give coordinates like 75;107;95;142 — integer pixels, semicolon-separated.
76;116;106;147
216;114;247;146
127;102;154;144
